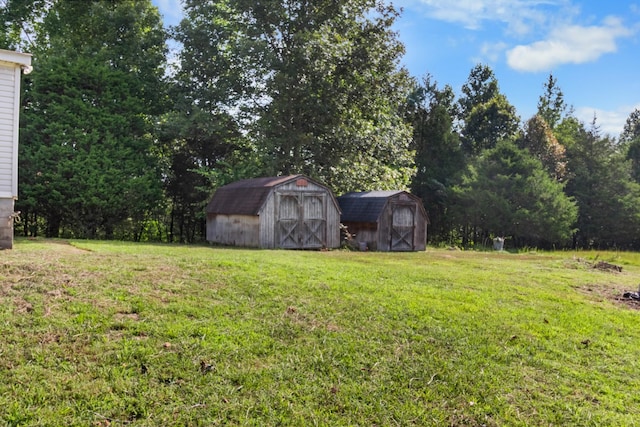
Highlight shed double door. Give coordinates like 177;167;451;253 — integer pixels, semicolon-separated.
276;191;326;249
389;203;415;251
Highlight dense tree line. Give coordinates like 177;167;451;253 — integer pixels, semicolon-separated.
3;0;640;249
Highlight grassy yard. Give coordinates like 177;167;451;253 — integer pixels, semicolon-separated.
1;239;640;426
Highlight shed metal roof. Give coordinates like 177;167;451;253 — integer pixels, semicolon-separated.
337;190;406;223
206;174;339;216
206;175;302;215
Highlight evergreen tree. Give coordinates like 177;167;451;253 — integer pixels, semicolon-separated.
537;73;569;130
18;0;168;239
517;115;567;181
407;75;463;243
620;109;640;183
564;119;640;248
458;65;519;155
450;140;577;248
621;109;640;143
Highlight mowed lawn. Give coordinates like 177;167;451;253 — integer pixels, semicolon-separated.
2;239;640;426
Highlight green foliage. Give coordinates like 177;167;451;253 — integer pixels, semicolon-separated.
621;109;640;183
407;75;464;242
458;65;519;155
536;73;569;130
17;0;168;239
168;0;262;242
175;0;415;193
564;121;640;248
450;140;577;247
0;0;47;50
621;108;640;143
9;0;640;251
458;64;499;116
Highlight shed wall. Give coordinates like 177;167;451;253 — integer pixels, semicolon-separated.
259;191;276;248
341;194;428;252
414;213;428;251
206;176;341;249
260;180;340;249
206;214;260;247
377;198;428;251
343;224;379;251
377;209;392;251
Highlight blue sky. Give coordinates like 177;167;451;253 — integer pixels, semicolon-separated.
153;0;640;137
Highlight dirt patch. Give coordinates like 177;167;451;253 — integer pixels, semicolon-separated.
47;240;91;254
592;260;623;272
13;297;34;314
616;289;640;310
578;283;640;310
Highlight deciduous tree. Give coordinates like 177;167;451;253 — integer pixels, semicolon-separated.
176;0;415;193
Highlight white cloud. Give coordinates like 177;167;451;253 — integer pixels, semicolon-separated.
574;103;640;138
506;17;635;72
479;41;509;63
411;0;565;35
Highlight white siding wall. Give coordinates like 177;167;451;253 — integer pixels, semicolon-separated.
0;64;17;198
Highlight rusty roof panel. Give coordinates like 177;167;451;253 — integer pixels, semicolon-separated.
206;175;303;215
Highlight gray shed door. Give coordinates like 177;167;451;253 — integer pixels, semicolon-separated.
276;192;326;249
390;203;415;251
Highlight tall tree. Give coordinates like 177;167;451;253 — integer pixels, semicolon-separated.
18;0;168;239
620;109;640;183
407;75;463;242
517;115;567;181
450;140;577;248
564;119;640;248
166;0;255;242
177;0;415;193
621;109;640;143
458;64;519;155
536;73;569;130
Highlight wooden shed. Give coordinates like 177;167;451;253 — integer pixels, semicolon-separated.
337;191;428;251
206;175;341;249
0;49;31;249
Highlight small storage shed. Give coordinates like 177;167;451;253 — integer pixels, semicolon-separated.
337;190;428;251
206;175;341;249
0;49;31;249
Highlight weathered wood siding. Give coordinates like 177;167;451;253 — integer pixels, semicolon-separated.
348;226;379;251
206;214;260;247
377;195;427;251
259;178;340;249
340;192;428;252
206;175;341;249
0;63;18;198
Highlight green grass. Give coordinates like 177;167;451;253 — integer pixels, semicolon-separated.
2;239;640;426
